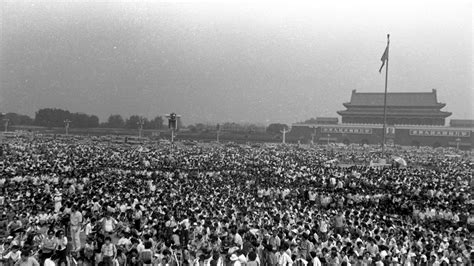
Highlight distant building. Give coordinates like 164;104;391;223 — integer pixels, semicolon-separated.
315;117;338;125
450;119;474;128
337;89;451;126
288;90;472;149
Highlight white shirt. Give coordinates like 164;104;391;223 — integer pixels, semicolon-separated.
312;257;321;266
44;258;55;266
279;251;293;266
84;223;92;236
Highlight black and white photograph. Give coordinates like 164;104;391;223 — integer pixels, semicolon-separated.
0;0;472;265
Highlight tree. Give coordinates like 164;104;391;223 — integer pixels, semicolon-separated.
34;108;99;128
266;123;289;135
303;118;318;124
145;116;163;129
35;108;71;127
1;113;34;126
125;115;142;129
88;115;100;128
107;114;125;128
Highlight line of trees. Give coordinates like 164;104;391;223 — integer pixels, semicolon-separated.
0;112;35;126
1;109;164;129
103;114;164;129
35;108;99;128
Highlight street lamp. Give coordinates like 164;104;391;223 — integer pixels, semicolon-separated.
327;134;330;146
165;113;181;143
64;120;71;136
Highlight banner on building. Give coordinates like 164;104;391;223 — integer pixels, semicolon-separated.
409;129;470;137
321;127;373;134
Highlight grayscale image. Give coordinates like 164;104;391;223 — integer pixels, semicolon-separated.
0;1;472;266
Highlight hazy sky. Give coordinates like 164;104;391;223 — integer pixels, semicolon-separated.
1;0;472;125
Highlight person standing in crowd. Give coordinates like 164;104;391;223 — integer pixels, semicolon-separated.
53;191;62;214
333;211;346;236
55;230;68;266
101;236;117;266
3;245;22;265
39;230;57;266
133;205;142;231
14;249;39;266
70;204;83;252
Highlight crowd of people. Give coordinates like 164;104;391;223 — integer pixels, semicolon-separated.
0;137;473;266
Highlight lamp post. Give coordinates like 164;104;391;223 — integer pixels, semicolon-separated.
455;138;461;150
280;128;289;144
3;118;9;133
137;118;145;139
64;119;71;136
327;134;330;146
166;113;181;144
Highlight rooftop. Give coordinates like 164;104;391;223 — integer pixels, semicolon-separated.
344;89;445;107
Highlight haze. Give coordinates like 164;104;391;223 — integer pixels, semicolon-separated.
1;0;472;125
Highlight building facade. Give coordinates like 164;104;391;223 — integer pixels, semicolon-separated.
337;89;451;126
288;90;473;150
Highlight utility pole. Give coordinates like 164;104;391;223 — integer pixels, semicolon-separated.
137;118;145;139
281;128;288;144
3;119;9;133
64;119;71;136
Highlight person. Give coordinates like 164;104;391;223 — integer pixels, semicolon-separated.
278;244;293;266
101;236;116;266
116;249;127;266
309;251;321;266
139;241;153;266
101;214;118;235
333;212;345;236
14;249;39;266
229;254;241;266
43;256;55;266
39;230;57;266
133;206;142;231
53;192;62;214
70;205;83;252
4;245;22;265
55;230;68;266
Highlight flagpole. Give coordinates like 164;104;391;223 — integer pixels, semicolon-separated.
381;34;390;156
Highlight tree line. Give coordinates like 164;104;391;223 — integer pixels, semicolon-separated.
1;108;294;132
0;108;164;129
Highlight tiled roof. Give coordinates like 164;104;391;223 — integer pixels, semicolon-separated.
345;89;444;107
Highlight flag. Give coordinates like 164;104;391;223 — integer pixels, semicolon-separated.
379;45;389;73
